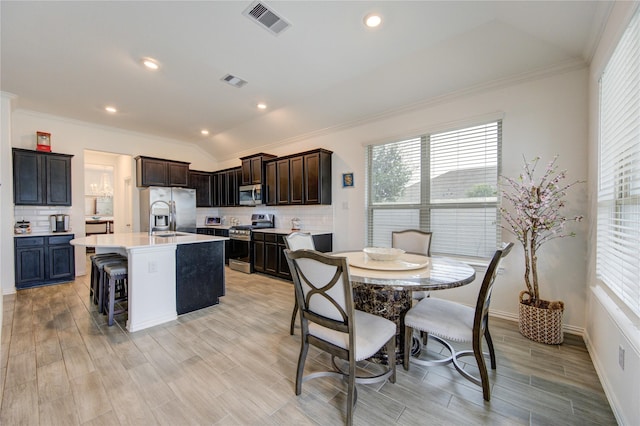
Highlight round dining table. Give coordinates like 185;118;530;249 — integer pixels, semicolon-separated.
336;251;477;364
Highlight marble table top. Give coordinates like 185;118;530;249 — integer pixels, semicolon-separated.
336;251;476;291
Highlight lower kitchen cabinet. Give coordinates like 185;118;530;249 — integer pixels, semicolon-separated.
15;234;75;289
252;231;332;280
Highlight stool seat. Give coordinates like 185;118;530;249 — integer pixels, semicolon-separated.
104;264;127;276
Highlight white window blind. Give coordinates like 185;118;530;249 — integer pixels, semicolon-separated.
597;8;640;316
367;121;500;258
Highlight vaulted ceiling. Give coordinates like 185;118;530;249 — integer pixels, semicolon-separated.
1;1;611;161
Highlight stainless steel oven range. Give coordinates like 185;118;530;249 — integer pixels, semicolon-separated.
228;213;274;273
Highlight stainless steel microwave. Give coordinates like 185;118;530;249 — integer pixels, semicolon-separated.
239;184;263;206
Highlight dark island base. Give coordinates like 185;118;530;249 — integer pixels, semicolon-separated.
176;241;225;315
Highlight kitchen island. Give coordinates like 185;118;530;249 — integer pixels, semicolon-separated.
71;232;227;332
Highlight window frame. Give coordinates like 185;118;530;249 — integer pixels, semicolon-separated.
596;6;640;318
366;120;502;259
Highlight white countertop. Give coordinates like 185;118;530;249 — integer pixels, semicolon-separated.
198;225;233;230
15;231;75;238
70;232;227;249
251;228;332;235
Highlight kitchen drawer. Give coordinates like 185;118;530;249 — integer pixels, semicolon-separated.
265;234;278;243
49;235;73;245
252;232;265;241
15;237;45;247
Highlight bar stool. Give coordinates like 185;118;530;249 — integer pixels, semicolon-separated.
102;261;128;326
90;253;126;308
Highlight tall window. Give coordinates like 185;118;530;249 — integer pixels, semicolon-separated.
367;120;501;258
597;8;640;317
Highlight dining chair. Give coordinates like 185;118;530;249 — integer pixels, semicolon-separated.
392;229;432;301
403;242;513;401
284;249;396;426
283;232;316;335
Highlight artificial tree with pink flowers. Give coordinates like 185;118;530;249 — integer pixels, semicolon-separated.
500;155;583;308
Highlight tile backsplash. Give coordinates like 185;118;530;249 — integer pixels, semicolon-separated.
14;206;73;233
196;205;334;232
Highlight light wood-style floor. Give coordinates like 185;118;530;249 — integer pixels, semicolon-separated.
1;261;616;425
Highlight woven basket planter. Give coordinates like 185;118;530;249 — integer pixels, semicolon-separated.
518;291;564;345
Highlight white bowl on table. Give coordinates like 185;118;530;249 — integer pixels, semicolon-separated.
363;247;405;261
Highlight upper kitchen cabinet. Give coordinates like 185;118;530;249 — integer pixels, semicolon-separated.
13;148;73;206
135;156;190;188
188;170;214;207
214;167;241;207
304;149;332;205
265;149;332;206
240;153;276;185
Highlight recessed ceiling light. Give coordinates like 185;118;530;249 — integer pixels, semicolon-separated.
201;129;210;136
141;57;159;70
257;103;267;110
105;106;117;113
364;13;382;28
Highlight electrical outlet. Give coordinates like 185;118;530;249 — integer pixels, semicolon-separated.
618;345;625;370
148;261;157;273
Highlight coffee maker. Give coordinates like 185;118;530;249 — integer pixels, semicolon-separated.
49;214;70;232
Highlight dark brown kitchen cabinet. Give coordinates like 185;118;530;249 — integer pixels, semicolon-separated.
252;231;333;280
303;149;332;205
290;156;304;204
13;148;73;206
15;234;75;289
240;153;276;185
264;149;332;206
135;156;190;187
214;167;241;207
270;156;303;205
265;161;277;205
276;159;291;205
252;232;265;273
188;170;213;207
264;234;279;275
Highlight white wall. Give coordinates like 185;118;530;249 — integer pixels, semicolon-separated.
0;93;17;333
585;2;640;424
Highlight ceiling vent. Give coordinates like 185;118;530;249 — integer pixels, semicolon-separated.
221;74;248;88
242;1;291;36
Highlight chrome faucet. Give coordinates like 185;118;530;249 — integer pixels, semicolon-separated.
149;200;172;235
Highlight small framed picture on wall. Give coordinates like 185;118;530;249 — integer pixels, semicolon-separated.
342;172;354;188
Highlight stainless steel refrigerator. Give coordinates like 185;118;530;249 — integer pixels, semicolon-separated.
140;187;197;233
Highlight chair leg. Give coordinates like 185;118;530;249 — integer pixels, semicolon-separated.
386;337;396;383
421;331;429;346
484;327;497;369
403;325;412;371
346;355;356;426
295;339;308;395
107;275;116;326
289;298;298;335
473;337;491;401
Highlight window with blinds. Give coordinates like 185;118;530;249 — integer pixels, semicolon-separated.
597;8;640;317
367;121;501;258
